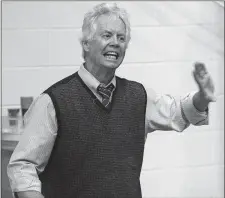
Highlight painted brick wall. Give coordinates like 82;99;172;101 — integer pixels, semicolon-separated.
2;1;224;197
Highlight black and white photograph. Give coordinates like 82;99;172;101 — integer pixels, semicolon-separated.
1;1;224;198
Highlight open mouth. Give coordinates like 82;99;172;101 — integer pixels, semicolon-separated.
103;51;119;60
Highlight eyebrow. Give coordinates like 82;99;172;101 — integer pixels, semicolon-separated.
117;33;125;37
102;30;125;37
102;30;113;34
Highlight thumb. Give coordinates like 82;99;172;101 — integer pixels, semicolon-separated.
210;95;217;102
192;70;202;88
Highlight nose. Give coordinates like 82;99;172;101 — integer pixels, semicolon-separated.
110;35;119;47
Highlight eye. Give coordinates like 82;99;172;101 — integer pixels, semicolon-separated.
118;36;126;43
102;34;111;39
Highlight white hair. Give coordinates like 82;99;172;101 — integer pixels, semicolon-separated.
80;2;131;59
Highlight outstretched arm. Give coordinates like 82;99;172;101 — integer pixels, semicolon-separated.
145;62;214;135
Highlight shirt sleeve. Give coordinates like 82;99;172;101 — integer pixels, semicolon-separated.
7;93;58;194
180;91;209;126
145;88;208;134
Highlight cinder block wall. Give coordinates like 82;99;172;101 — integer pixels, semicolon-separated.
2;1;224;197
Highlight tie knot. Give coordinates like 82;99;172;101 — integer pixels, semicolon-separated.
97;83;115;108
97;83;115;95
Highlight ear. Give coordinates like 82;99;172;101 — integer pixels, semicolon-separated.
82;40;90;53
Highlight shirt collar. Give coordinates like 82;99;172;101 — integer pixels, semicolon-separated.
78;63;116;93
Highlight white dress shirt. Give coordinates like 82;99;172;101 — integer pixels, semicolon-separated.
7;64;208;194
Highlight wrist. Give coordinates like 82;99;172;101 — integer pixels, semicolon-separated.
199;90;212;103
193;91;210;112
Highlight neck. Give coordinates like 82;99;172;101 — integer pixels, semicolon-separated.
84;61;115;85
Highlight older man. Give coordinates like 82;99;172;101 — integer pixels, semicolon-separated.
8;3;216;198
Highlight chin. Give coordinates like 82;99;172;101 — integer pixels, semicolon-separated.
102;60;123;69
104;63;120;70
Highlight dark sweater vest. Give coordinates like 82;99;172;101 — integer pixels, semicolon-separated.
39;72;147;198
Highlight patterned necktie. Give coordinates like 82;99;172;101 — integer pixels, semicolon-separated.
97;83;115;109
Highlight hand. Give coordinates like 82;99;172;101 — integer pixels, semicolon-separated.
193;62;216;102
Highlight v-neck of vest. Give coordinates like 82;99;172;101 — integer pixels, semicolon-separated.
75;72;117;113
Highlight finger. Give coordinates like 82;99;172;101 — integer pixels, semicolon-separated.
192;70;204;83
192;71;203;89
194;63;209;79
194;62;207;72
192;70;209;90
194;62;208;78
192;70;198;82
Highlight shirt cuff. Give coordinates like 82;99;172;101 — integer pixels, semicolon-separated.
181;91;209;126
13;186;41;198
9;175;42;195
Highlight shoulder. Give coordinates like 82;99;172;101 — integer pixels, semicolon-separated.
43;72;78;94
116;76;145;89
24;93;55;121
116;76;148;103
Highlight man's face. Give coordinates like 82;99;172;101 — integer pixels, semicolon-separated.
85;13;127;70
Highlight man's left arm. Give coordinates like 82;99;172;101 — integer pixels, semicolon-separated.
145;62;216;135
182;62;216;125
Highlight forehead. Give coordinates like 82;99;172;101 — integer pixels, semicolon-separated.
94;13;126;34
